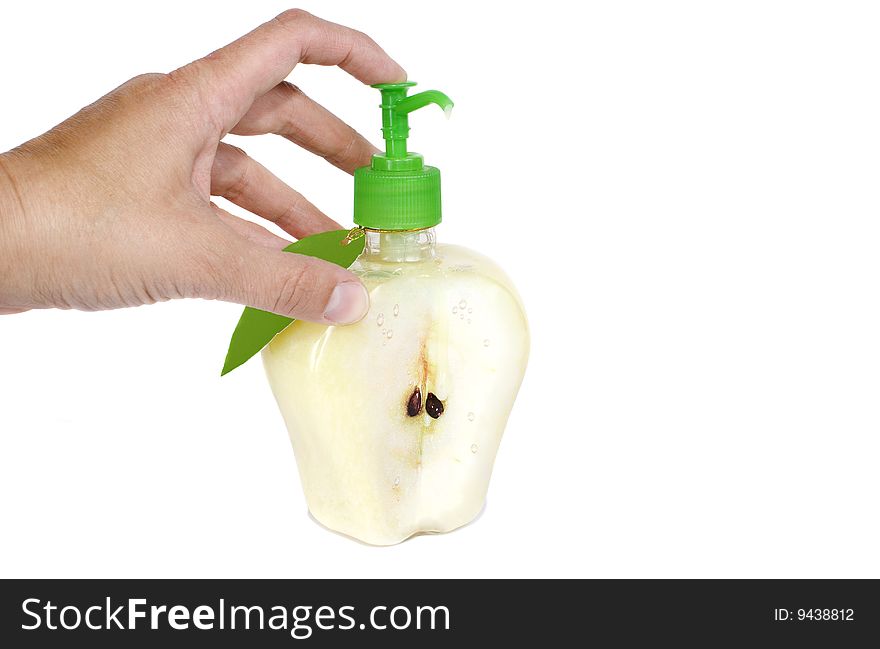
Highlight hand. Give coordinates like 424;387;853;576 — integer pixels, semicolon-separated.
0;9;405;322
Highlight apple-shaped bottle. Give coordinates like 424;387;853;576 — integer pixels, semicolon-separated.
262;83;529;545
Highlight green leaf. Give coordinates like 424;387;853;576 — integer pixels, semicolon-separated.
221;229;366;376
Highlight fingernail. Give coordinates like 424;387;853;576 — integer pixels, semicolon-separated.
323;281;369;324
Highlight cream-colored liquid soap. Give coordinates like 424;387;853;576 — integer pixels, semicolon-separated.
262;83;529;545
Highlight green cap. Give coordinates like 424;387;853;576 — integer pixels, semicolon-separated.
354;82;453;230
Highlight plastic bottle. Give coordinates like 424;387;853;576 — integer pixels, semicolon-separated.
262;83;529;545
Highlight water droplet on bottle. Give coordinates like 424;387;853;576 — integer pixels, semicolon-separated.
467;318;471;324
460;313;465;320
376;313;384;326
471;444;478;454
467;412;475;422
386;329;393;339
393;304;399;317
381;328;386;335
393;476;400;487
459;299;467;309
452;306;458;314
468;307;473;314
483;339;490;347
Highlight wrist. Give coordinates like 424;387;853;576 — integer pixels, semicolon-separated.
0;152;37;311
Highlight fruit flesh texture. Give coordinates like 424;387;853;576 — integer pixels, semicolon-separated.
262;235;529;545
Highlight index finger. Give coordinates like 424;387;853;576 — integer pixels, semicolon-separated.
181;9;407;128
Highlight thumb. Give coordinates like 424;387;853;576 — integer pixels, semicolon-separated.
207;238;370;324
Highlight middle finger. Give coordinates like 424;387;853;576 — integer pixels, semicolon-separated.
230;81;379;175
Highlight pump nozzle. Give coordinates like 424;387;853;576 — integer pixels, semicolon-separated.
353;82;453;231
395;90;454;118
372;82;453;162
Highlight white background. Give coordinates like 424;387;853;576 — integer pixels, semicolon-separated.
1;0;879;578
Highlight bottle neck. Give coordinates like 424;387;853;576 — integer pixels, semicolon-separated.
361;227;437;263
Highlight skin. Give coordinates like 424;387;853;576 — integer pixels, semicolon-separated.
0;9;406;322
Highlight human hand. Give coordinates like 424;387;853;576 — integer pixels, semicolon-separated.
0;9;405;321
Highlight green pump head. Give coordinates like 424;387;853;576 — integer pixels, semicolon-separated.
354;82;453;230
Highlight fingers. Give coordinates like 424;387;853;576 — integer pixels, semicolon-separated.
211;203;291;249
203;234;370;325
182;9;406;128
231;82;378;174
211;142;341;237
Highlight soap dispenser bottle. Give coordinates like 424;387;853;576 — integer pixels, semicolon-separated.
262;82;529;545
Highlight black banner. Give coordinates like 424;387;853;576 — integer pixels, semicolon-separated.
1;579;877;646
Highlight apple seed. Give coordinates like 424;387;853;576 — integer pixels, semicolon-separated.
426;392;444;419
406;387;422;417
